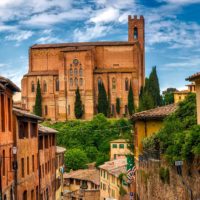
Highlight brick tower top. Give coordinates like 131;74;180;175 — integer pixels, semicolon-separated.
128;15;145;51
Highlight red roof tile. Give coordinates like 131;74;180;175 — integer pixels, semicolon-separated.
186;72;200;81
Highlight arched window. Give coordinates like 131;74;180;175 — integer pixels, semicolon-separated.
70;68;73;76
112;78;116;89
79;68;83;76
23;190;27;200
125;78;129;91
134;27;138;39
70;78;73;86
74;68;78;76
55;79;59;91
31;81;35;92
74;78;78;87
43;81;47;92
80;78;83;86
98;78;102;85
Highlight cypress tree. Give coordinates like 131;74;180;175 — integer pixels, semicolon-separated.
116;98;121;115
74;87;84;119
97;82;109;117
34;80;42;116
128;82;134;115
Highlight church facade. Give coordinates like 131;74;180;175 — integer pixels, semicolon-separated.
21;15;145;121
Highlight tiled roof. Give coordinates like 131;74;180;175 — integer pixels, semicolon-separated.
186;72;200;81
31;41;137;49
173;90;189;94
56;146;66;154
38;125;58;134
63;169;100;185
23;70;58;77
0;76;20;92
13;107;42;120
131;104;177;121
99;158;127;177
110;139;129;143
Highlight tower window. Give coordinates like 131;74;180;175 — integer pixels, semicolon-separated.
112;78;116;90
125;78;129;91
31;81;35;92
70;68;73;76
134;27;138;39
79;68;83;76
74;78;78;87
74;68;78;76
55;79;59;91
70;78;73;86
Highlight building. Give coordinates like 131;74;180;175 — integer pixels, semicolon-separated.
12;107;42;200
99;158;129;200
21;15;145;121
0;76;20;200
110;139;131;160
63;168;100;200
173;83;196;103
131;104;177;159
38;125;57;200
55;146;66;200
186;72;200;124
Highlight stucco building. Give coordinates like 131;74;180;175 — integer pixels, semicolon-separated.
0;76;20;200
21;15;145;120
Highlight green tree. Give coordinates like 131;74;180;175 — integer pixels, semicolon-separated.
162;88;177;105
74;87;84;119
34;80;42;116
97;82;109;116
65;148;88;171
128;82;134;115
116;98;121;115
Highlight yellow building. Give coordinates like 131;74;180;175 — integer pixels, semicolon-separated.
131;104;177;159
186;72;200;124
55;146;66;200
173;83;196;103
99;158;129;200
110;139;131;160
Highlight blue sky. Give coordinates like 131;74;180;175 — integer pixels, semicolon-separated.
0;0;200;91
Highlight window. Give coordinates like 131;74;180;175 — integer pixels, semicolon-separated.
43;81;47;92
74;68;78;76
1;94;5;132
31;190;34;200
30;123;37;137
31;81;35;92
32;155;34;172
21;158;24;178
103;184;106;191
112;78;116;89
76;180;80;185
45;135;49;148
111;104;115;116
52;134;55;146
134;27;138;39
10;188;13;200
3;150;5;176
44;105;48;116
112;144;117;148
79;68;83;76
36;186;39;200
119;144;124;149
70;78;73;86
27;157;29;175
74;78;78;87
125;78;129;91
80;78;83;86
19;121;28;139
8;97;11;131
70;68;73;76
23;190;27;200
39;136;43;150
55;78;59;91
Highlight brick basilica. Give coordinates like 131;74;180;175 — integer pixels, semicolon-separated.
21;15;145;120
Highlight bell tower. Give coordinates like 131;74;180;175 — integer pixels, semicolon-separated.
128;15;145;52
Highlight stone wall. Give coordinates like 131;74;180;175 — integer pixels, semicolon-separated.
136;158;200;200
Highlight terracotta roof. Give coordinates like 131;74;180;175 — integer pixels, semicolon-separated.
23;70;58;77
64;169;100;185
99;158;127;177
186;72;200;81
31;41;137;49
0;76;20;92
56;146;66;154
13;107;43;120
131;104;177;121
173;90;189;94
110;139;129;143
38;124;58;134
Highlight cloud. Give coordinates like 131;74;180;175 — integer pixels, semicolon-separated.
36;36;61;44
5;30;33;42
156;0;200;5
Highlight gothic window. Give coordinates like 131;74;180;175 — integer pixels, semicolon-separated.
74;68;78;76
80;78;83;86
31;81;35;92
98;77;102;85
70;68;73;76
112;78;116;90
44;105;48;116
74;78;78;87
70;78;73;86
134;27;138;39
125;78;129;91
55;79;59;91
79;68;83;76
43;81;47;92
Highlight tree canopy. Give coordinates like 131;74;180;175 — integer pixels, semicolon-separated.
128;82;135;115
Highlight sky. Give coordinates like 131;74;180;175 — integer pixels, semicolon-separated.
0;0;200;92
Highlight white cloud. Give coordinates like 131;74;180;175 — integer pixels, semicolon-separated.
157;0;200;5
36;36;61;44
5;30;33;42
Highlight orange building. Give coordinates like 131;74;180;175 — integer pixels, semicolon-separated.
0;76;20;200
21;15;145;121
38;125;57;200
